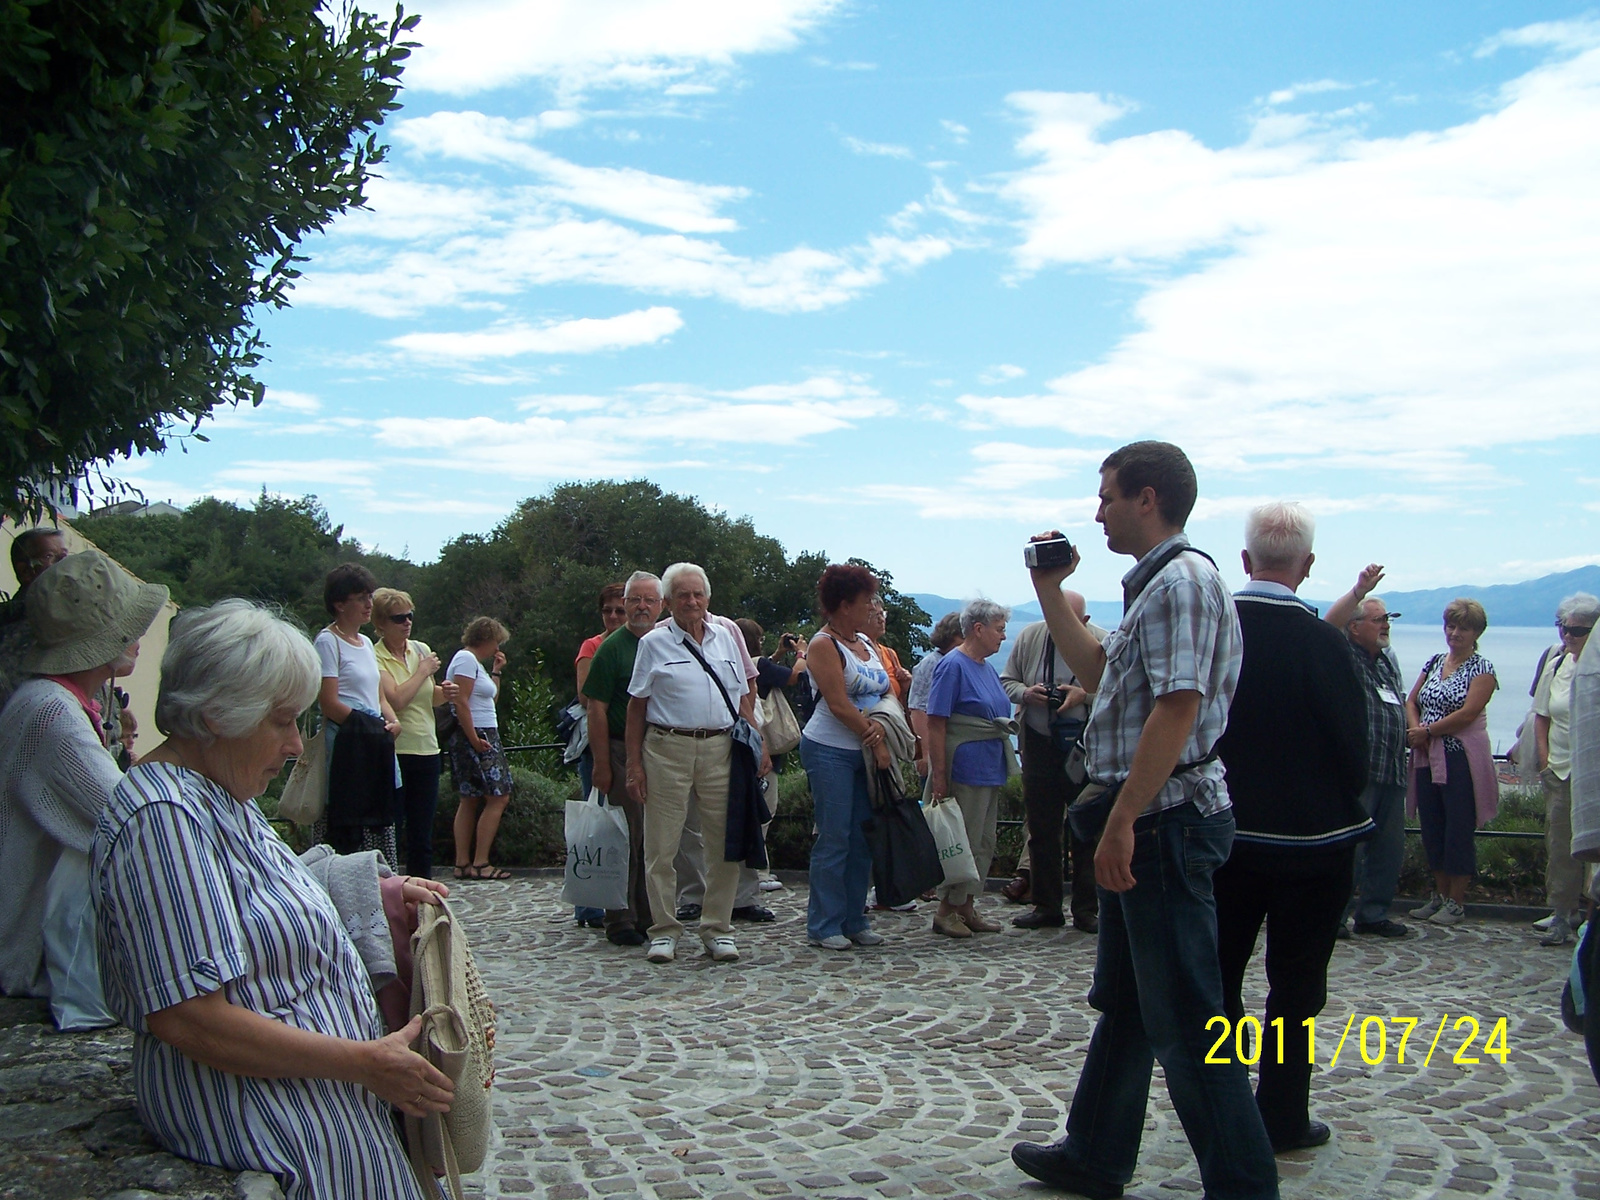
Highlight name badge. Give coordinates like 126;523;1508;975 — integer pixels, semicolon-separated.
1374;686;1402;707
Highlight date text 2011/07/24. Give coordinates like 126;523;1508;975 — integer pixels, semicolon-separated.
1203;1014;1511;1068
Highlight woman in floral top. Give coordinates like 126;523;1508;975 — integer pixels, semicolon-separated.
1405;598;1499;926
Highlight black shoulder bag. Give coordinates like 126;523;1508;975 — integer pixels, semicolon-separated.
678;635;772;866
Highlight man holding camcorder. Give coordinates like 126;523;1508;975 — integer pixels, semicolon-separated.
1012;440;1279;1200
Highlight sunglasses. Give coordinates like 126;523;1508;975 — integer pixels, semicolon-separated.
388;612;414;623
602;606;627;616
1562;624;1593;638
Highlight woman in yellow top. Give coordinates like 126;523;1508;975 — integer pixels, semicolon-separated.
373;588;455;879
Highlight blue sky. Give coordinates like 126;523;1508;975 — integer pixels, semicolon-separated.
126;0;1600;607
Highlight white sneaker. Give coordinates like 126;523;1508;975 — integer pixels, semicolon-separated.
703;936;740;962
1409;893;1444;920
1540;915;1572;946
759;878;785;892
1430;899;1466;926
1532;912;1556;931
847;930;885;946
808;935;852;950
646;937;676;963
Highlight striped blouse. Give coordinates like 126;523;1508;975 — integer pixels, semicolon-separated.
91;762;428;1200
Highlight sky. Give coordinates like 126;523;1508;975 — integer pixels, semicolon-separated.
122;0;1600;607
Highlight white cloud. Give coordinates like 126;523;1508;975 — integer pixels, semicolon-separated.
390;306;684;361
405;0;844;97
266;390;322;413
979;364;1026;384
212;459;378;487
843;135;913;159
296;212;952;318
941;119;970;144
394;111;749;233
989;23;1600;474
1264;79;1355;106
371;374;895;477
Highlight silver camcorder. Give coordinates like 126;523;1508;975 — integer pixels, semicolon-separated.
1022;537;1075;569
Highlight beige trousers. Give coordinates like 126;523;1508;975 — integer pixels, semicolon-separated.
643;727;740;939
939;780;1001;906
1543;769;1585;917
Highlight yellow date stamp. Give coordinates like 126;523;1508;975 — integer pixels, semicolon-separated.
1203;1014;1510;1068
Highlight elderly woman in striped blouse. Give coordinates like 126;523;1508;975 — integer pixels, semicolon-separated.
91;600;454;1200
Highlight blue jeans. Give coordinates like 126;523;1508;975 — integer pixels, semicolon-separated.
1346;781;1406;925
1056;801;1279;1199
801;736;873;940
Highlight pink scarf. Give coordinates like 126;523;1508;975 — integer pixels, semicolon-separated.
1405;712;1499;828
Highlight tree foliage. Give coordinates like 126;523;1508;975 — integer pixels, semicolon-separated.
0;0;417;517
75;480;933;702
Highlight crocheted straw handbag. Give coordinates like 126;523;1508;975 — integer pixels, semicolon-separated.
405;898;496;1200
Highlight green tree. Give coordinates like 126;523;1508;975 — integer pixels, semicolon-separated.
0;0;417;517
846;557;933;663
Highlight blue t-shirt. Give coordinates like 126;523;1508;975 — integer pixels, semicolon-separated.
926;648;1012;786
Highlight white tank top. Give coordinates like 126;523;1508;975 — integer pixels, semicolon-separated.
804;635;891;751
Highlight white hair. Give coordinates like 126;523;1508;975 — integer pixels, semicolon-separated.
662;562;710;600
156;599;320;744
1244;502;1316;572
960;597;1011;636
625;570;662;595
1558;592;1600;625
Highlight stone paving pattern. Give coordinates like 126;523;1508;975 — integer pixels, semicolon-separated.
455;876;1600;1200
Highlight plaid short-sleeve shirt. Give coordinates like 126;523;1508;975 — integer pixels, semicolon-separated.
1083;534;1242;817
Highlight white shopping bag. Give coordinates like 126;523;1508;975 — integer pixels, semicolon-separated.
560;787;630;910
922;795;981;894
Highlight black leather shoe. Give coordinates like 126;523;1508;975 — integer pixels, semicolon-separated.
731;905;776;923
1010;1140;1123;1198
1270;1120;1331;1153
1072;913;1099;934
1353;919;1408;939
607;929;647;946
676;903;702;921
1335;922;1352;940
1013;908;1066;929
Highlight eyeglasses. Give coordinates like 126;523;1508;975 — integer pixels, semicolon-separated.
388;612;414;623
601;606;627;616
1562;624;1593;638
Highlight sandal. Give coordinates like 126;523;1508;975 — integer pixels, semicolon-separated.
453;864;472;880
471;863;512;881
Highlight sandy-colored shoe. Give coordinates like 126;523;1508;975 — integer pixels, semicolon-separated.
932;912;972;939
961;909;1003;933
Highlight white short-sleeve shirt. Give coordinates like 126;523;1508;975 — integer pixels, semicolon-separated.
628;618;750;729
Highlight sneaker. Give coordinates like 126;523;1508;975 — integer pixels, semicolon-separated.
703;936;740;962
1540;915;1572;946
962;910;1004;933
1430;898;1466;925
759;878;785;892
1533;912;1557;931
808;934;852;950
646;937;676;963
847;929;885;946
1353;919;1409;939
1409;893;1444;920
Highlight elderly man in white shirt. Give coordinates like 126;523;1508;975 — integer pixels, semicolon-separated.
626;562;754;965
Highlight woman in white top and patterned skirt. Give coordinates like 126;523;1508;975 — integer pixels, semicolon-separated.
312;564;402;862
93;600;452;1200
448;617;513;880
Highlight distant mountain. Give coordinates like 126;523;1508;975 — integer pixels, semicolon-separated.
911;564;1600;632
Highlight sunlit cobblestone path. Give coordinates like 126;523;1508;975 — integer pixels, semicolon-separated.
452;876;1600;1200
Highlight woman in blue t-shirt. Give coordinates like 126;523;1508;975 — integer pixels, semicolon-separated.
926;599;1016;939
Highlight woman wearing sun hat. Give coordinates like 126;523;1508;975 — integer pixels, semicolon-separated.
0;549;167;1012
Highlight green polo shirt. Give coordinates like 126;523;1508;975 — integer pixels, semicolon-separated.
581;626;644;740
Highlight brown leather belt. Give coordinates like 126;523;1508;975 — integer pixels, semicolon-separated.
649;723;730;739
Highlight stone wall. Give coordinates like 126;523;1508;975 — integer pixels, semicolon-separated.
0;998;282;1200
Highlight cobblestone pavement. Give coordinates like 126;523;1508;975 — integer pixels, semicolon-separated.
453;876;1599;1200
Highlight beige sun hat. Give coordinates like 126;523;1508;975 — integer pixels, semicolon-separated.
23;549;169;675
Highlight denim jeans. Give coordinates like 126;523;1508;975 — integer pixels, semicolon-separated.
1346;781;1406;925
801;736;873;941
1056;802;1279;1199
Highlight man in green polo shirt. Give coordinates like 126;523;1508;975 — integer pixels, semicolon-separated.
582;569;664;946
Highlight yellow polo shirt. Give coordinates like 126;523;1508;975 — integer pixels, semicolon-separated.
374;638;440;756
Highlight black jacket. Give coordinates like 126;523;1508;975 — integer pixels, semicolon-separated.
326;708;398;853
1216;591;1372;866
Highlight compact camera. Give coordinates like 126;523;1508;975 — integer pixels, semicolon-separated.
1023;536;1075;569
1043;685;1072;708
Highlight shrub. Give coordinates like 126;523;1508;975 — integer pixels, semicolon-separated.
435;763;577;869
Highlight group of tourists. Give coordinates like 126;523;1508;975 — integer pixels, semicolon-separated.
1;435;1597;1200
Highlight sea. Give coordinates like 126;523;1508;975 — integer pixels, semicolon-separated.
981;623;1554;756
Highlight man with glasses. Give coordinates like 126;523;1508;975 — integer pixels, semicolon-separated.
0;528;69;627
581;571;666;946
1326;565;1410;938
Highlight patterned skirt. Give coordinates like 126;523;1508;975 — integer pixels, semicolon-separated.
449;727;513;797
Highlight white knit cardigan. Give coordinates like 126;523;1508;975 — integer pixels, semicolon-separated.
0;678;123;997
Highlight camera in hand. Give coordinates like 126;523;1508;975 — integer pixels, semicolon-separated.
1043;685;1071;708
1023;536;1074;569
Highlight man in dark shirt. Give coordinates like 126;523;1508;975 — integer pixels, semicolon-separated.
1214;503;1370;1154
581;570;664;946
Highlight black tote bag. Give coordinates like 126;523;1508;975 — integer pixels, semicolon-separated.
861;766;945;908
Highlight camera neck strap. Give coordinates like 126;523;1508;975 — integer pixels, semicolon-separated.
678;632;743;725
1123;544;1216;614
